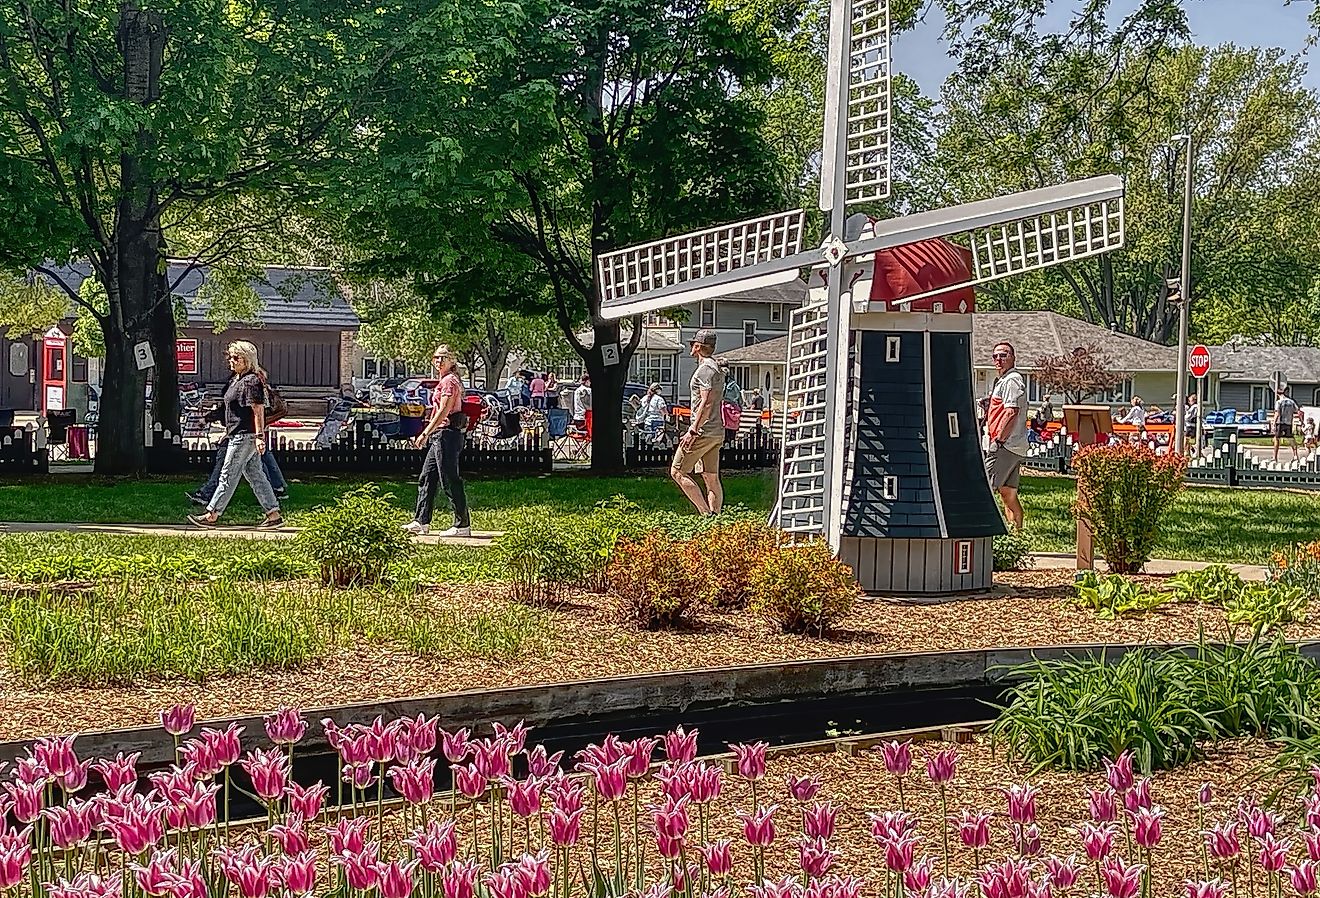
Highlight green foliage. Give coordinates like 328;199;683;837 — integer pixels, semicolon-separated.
748;540;860;636
1166;565;1246;605
401;606;547;661
991;638;1320;773
1071;571;1168;619
1072;443;1188;573
607;532;699;630
492;505;625;604
296;486;414;588
992;528;1035;572
697;520;784;610
1225;583;1308;633
1271;541;1320;600
0;546;304;584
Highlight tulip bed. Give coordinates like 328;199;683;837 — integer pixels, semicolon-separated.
1;705;1315;898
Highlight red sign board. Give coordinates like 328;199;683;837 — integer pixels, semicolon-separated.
1189;344;1211;379
177;339;198;376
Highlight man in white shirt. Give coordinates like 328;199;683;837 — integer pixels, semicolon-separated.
983;341;1029;530
572;375;592;428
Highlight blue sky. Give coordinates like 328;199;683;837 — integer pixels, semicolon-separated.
892;0;1317;97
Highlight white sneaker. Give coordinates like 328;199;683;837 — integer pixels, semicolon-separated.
436;526;472;539
402;521;429;535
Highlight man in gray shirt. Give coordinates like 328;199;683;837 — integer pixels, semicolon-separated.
671;329;726;515
1273;385;1302;463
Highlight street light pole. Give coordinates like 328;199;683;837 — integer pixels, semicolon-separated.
1172;133;1194;456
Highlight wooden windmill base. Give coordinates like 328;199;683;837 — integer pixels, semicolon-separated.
840;535;994;596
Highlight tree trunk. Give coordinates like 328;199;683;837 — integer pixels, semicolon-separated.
587;320;629;473
148;282;179;441
483;346;509;391
95;311;149;476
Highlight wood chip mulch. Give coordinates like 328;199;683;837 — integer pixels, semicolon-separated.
2;570;1318;741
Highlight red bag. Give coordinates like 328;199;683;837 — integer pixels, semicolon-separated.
721;401;742;431
460;396;485;432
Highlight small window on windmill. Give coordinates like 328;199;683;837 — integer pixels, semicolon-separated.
885;336;901;363
932;301;944;314
882;476;898;500
955;540;973;575
947;412;960;438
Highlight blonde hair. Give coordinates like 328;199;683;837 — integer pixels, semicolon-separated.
227;340;259;373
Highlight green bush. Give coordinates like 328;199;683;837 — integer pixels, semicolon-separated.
1072;571;1167;619
1271;541;1320;600
1166;565;1245;605
1072;442;1187;574
697;521;784;609
606;531;698;629
748;540;860;635
993;528;1035;572
1225;582;1308;633
296;486;414;587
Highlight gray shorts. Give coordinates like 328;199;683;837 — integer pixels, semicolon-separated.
985;444;1023;490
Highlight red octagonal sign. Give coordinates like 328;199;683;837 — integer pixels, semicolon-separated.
1190;344;1211;379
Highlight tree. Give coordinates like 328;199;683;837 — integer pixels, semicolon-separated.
1032;345;1122;405
0;0;502;473
337;0;796;470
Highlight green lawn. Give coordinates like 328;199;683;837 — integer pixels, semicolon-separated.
0;471;1314;564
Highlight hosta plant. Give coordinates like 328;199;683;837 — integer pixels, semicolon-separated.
1166;565;1245;606
1072;571;1167;619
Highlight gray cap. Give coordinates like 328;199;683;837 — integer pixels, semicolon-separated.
691;329;717;348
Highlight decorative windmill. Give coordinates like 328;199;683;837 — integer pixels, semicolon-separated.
596;0;1125;595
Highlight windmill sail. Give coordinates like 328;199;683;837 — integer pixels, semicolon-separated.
820;0;891;213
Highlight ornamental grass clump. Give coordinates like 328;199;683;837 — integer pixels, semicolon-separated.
748;540;859;636
1072;442;1187;574
607;531;698;629
296;486;414;587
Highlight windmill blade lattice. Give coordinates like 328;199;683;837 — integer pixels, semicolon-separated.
845;0;891;205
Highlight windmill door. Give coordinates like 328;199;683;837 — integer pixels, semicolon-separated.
0;335;33;411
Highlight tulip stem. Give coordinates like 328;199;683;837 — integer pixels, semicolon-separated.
938;785;949;877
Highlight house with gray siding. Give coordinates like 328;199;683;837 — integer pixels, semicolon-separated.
1209;345;1320;413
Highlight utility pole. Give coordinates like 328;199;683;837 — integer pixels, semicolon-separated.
1172;133;1194;455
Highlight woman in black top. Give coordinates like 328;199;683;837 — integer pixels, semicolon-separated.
187;341;282;529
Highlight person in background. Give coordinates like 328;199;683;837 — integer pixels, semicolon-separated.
530;372;547;410
572;375;592;429
187;369;289;506
983;341;1028;530
1272;385;1303;463
637;382;668;442
717;357;743;443
1032;396;1054;432
544;372;560;409
1305;415;1318;449
1120;396;1157;442
505;370;525;407
671;329;725;515
187;341;282;530
403;346;471;538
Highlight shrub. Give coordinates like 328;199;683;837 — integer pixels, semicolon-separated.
993;528;1035;572
1225;582;1308;633
697;521;784;609
296;486;414;587
748;540;859;635
1072;571;1167;619
607;531;699;629
1072;442;1187;574
493;507;628;604
1166;565;1245;605
1271;540;1320;600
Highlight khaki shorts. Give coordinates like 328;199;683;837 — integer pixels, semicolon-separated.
985;444;1023;490
672;432;723;476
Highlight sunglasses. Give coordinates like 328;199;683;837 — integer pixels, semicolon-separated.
992;352;1011;360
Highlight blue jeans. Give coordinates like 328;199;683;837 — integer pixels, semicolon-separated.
207;434;279;516
201;438;285;498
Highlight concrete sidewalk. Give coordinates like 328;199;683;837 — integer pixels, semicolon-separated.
0;521;499;548
1030;552;1268;580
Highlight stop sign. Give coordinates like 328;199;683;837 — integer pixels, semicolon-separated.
1189;344;1211;379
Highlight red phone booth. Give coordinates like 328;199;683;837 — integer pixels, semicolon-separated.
41;327;67;414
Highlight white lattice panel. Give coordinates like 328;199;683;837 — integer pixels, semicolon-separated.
846;0;890;205
775;301;831;535
597;210;806;306
969;196;1124;282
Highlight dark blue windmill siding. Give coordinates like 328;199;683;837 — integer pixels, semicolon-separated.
929;332;1006;538
843;331;942;538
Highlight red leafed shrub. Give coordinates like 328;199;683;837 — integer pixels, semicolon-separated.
698;521;785;610
1072;442;1187;574
607;531;699;629
748;540;860;635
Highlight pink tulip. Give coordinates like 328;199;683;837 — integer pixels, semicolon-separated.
737;804;778;846
337;735;370;766
337;845;381;891
34;735;79;779
389;758;437;806
378;860;418;898
164;857;206;898
43;801;94;849
1016;823;1042;858
160;705;196;737
408;820;458;871
132;848;177;897
104;794;165;855
285;782;328;821
1123;778;1152;814
173;781;218;830
517;849;552;897
1004;784;1039;824
0;828;34;890
61;758;91;793
547;777;585;814
343;762;377;790
46;873;120;898
1101;857;1144;898
670;862;702;896
326;817;372;856
747;877;802;898
882;834;920;873
589;757;629;802
1104;752;1135;794
1259;833;1291;873
471;737;512;781
652;795;691;845
1081;823;1118;862
402;714;440;755
730;742;768;782
1045;855;1081;890
1184;881;1228;898
1247;807;1284;840
268;817;309;854
1292;862;1319;897
203;724;244;767
240;749;289;803
787;774;822;803
485;866;530;898
504;776;543;819
452;763;486;800
493;721;529;755
179;740;221;779
1206;822;1241;862
925;748;957;784
547;807;584;847
957;809;992;850
279;851;317;896
362;717;398;765
263;708;306;746
868;810;917;842
4;780;41;823
689;761;723;803
1089;789;1118;823
93;753;141;792
443;860;481;898
904;857;934;893
664;726;700;764
441;728;472;763
218;848;275;898
804;801;838;840
1133;805;1165;849
1305;830;1320;863
881;740;913;776
928;879;972;898
702;840;733;876
150;766;194;806
1199;783;1214;806
621;737;657;778
526;745;564;779
12;756;49;786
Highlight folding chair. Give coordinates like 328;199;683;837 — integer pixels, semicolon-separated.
546;408;583;460
46;409;75;461
567;410;593;459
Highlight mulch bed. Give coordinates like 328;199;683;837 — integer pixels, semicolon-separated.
2;570;1318;741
